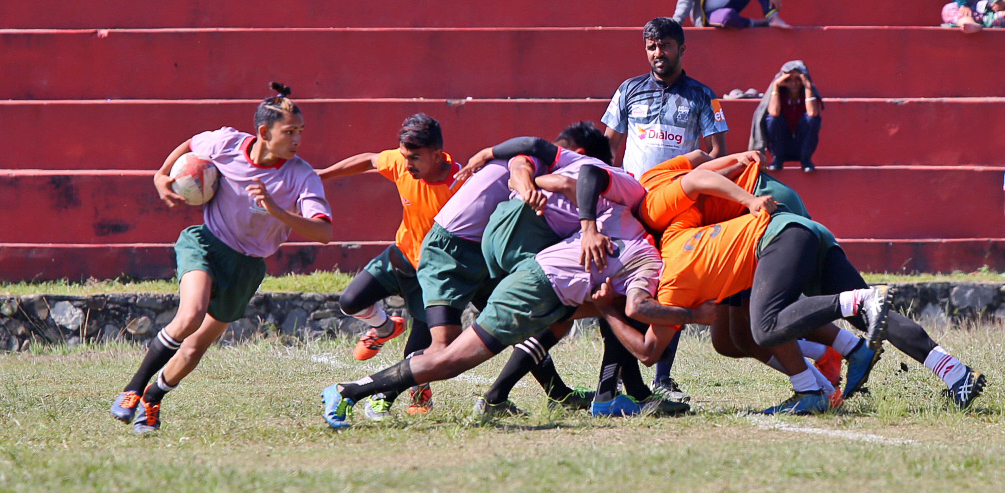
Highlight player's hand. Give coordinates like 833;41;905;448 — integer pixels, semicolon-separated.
521;187;547;215
246;178;279;214
743;194;777;217
798;72;812;88
590;277;616;307
580;221;614;271
737;150;765;170
690;300;718;326
154;173;186;208
453;147;494;186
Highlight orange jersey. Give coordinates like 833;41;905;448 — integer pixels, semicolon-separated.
639;155;697;233
376;149;464;268
657;212;770;309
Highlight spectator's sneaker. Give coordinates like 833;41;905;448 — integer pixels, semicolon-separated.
133;399;161;434
767;160;783;171
321;384;354;429
362;397;392;422
948;367;986;409
405;384;432;415
814;347;843;387
590;394;642;417
472;397;528;422
110;390;141;423
763;390;830;415
843;340;883;399
801;161;816;173
353;316;406;361
652;378;690;403
641;395;691;416
547;387;595;411
857;285;892;351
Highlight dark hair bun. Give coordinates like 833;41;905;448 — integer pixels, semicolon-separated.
269;81;292;97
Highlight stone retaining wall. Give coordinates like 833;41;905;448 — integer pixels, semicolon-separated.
1;282;1003;352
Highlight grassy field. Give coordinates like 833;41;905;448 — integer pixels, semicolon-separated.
1;320;1002;492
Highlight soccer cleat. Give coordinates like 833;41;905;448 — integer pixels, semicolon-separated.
321;384;355;429
353;316;406;361
362;397;392;422
589;394;642;417
133;399;161;434
472;397;528;422
641;395;691;416
948;367;986;409
652;378;690;403
547;387;596;411
762;390;830;415
843;340;883;399
857;285;891;351
405;384;432;415
814;347;843;387
110;390;141;423
827;388;845;409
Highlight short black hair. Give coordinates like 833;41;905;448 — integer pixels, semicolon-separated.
254;82;301;129
554;121;613;165
643;17;685;46
398;113;443;150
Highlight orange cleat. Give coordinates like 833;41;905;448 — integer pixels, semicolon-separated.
353;316;406;361
406;384;433;414
815;347;843;388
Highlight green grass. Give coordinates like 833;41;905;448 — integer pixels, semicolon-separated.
1;323;1003;492
0;268;1000;297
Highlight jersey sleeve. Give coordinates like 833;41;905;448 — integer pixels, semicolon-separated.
297;170;333;221
189;127;239;159
700;89;729;137
602;167;647;211
375;149;401;181
640;177;697;233
600;83;629;134
508;155;546;176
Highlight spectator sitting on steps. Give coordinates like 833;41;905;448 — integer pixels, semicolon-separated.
749;60;822;173
697;0;793;29
943;0;1005;33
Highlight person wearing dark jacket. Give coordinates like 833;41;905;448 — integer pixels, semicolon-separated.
749;60;822;172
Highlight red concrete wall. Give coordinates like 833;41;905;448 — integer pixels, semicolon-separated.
841;239;1005;274
2;0;944;28
6;98;1002;171
5;28;1003;100
2;167;1000;244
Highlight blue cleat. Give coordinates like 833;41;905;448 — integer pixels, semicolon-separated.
763;390;830;415
949;366;986;409
589;394;642;417
110;390;141;423
133;399;161;434
322;384;355;429
843;340;883;399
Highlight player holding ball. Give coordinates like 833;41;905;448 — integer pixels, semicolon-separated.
109;82;333;433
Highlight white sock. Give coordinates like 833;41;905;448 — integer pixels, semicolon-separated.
832;328;861;357
765;356;785;373
924;346;967;387
789;368;821;393
839;289;870;317
805;358;835;395
156;371;178;392
797;340;827;361
344;304;389;332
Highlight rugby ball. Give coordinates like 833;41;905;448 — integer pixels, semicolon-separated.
169;152;219;206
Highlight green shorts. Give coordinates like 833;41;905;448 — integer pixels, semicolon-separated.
417;223;492;311
474;260;576;347
754;173;810;219
175;225;267;323
481;198;563;278
363;244;426;324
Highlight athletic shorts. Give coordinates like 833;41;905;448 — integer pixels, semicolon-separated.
481;198;562;278
474;260;576;347
417;223;492;311
175;225;266;323
363;244;427;324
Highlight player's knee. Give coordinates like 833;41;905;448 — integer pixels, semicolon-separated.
168;311;207;340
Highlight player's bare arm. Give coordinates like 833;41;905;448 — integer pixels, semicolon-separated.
154;140;193;208
508;156;546;214
603;126;625;167
316;152;379;181
703;132;727;158
680;169;777;216
624;288;716;327
246;178;332;244
590;281;677;365
694;150;765;180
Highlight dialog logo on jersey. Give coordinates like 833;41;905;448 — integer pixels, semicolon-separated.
635;123;685;148
711;99;725;123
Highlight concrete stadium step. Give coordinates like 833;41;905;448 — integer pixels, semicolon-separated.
2;166;1001;244
0;238;1000;282
0;0;945;29
0;242;391;281
6;98;1001;170
4;27;1001;100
